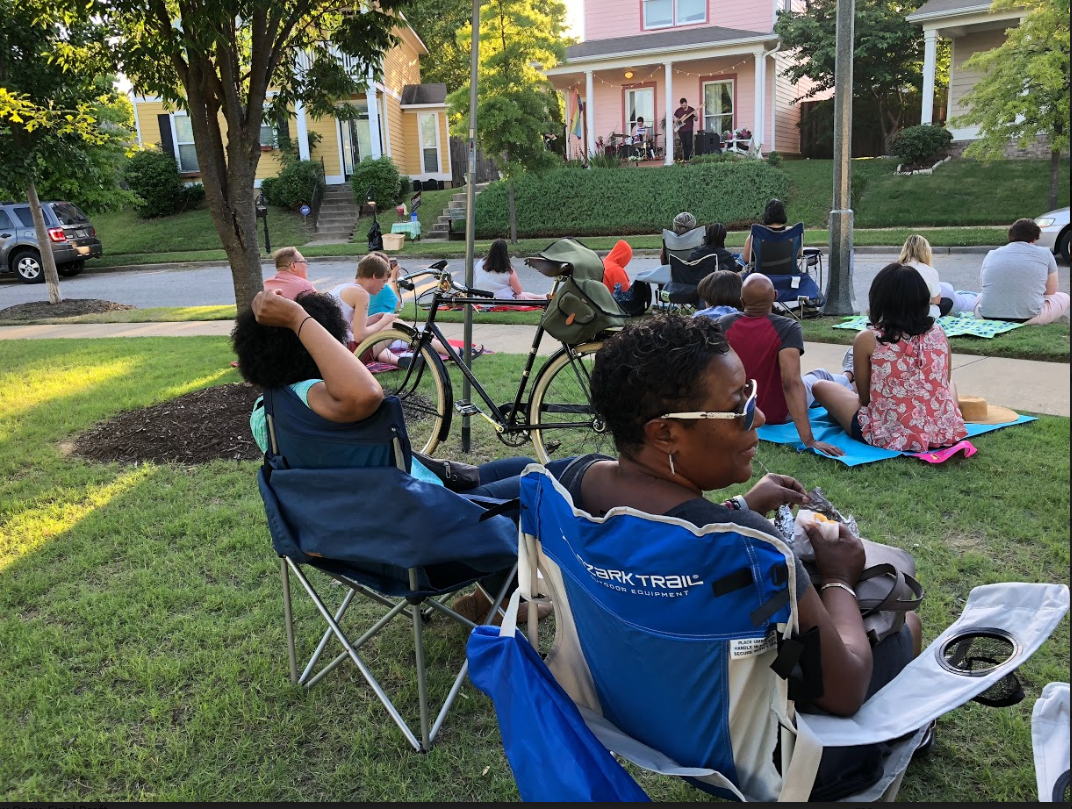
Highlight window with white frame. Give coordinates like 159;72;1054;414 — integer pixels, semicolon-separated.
173;114;199;172
418;113;439;173
625;88;655;137
642;0;707;29
703;80;734;136
260;109;278;149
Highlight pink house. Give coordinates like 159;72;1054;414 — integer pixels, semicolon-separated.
546;0;811;161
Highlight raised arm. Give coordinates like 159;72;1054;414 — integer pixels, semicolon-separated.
779;348;844;456
344;284;397;346
251;291;383;423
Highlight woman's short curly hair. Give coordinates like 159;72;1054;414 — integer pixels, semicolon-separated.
592;314;731;456
231;292;348;388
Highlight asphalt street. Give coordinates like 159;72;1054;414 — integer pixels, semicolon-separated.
1;250;1069;310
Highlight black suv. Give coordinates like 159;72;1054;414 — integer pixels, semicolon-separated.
0;200;103;283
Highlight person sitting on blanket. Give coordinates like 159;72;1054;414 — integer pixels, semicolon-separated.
898;234;978;318
601;239;632;295
813;263;967;453
368;252;404;316
718;275;845;457
476;239;549;301
575;314;921;799
692;269;742;320
232;288;556;624
977;218;1071;325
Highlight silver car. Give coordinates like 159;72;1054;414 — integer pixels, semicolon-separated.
0;200;103;283
1034;206;1070;263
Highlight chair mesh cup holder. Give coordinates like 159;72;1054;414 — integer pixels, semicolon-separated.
937;627;1025;707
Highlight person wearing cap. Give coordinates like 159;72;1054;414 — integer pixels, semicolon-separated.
264;247;316;300
659;211;700;265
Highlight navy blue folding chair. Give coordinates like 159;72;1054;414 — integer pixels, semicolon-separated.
748;223;824;319
257;390;518;751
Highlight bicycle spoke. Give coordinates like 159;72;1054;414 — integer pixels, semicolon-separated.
529;343;616;462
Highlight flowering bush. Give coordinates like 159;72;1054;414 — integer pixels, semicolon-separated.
734;128;752;140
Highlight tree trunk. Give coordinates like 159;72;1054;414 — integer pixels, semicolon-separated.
1049;148;1060;210
508;180;517;244
25;181;62;304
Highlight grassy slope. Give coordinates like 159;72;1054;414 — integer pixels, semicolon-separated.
0;340;1066;801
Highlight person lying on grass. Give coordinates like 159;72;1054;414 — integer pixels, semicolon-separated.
231;288;555;624
813;263;967;453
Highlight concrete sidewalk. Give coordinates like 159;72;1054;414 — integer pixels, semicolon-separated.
1;320;1068;417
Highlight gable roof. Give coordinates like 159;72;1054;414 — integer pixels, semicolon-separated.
400;83;447;106
562;25;775;62
907;0;1000;21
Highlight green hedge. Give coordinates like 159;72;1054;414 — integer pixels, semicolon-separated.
473;162;790;238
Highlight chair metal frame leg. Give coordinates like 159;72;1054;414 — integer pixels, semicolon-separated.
280;555;518;752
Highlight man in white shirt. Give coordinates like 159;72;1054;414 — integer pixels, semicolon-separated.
978;218;1070;325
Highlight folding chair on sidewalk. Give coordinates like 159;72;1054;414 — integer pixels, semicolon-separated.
257;391;518;751
497;465;1069;801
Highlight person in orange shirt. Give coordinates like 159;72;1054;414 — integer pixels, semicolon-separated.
602;239;632;294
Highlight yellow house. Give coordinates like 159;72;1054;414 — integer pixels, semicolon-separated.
129;20;453;189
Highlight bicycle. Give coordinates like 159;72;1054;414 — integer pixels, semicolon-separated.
352;259;615;464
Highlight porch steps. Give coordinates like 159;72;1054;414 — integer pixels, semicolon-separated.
307;185;358;244
424;182;491;241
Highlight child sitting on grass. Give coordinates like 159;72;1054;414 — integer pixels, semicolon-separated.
692;270;742;321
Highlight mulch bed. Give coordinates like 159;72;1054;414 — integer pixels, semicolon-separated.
72;383;263;465
0;299;134;321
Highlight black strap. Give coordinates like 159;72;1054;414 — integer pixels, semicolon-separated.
474;497;520;522
750;587;790;627
711;568;753;597
774;627;825;703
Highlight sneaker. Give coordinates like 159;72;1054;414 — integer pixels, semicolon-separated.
841;346;854;374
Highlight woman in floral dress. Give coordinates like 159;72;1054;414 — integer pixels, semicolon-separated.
813;263;967;452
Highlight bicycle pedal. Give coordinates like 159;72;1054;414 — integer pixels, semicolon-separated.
454;400;482;417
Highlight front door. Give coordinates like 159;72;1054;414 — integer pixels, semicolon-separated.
339;102;374;180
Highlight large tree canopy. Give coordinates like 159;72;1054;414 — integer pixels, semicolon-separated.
93;0;406;312
957;0;1070;208
404;0;474;90
775;0;928;151
0;0;120;302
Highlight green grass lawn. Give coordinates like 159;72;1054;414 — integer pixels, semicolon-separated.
801;317;1071;363
90;205;314;256
781;158;1071;229
0;339;1067;801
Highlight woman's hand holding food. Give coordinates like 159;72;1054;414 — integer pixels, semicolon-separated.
742;473;809;515
806;522;865;588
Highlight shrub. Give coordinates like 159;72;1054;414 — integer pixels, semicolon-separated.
473;160;790;239
182;183;206;210
350;156;405;211
123;149;186;218
767;151;783;168
588;153;622;169
691;152;747;165
260;159;324;210
889;124;953;166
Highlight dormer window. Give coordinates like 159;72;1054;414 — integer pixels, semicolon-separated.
642;0;707;30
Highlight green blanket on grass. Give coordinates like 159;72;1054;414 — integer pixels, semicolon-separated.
833;314;1025;339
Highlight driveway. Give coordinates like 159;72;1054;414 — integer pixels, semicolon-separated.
0;251;1068;309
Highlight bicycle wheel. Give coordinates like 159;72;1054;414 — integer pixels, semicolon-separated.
528;341;614;464
352;326;452;455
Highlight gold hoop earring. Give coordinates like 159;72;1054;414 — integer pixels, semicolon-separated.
668;452;676;476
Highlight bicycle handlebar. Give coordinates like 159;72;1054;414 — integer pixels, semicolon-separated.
468;287;495;298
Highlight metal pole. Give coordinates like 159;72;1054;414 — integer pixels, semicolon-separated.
825;0;857;315
461;0;481;453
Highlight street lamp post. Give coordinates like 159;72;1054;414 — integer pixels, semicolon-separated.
461;0;481;453
825;0;857;315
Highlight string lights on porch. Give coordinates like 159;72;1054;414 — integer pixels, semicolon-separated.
566;56;753;93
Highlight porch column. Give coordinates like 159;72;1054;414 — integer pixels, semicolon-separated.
366;67;382;159
753;51;767;154
585;69;597;158
295;100;311;161
664;61;674;165
921;29;938;125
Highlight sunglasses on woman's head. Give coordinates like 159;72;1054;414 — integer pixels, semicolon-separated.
649;380;758;432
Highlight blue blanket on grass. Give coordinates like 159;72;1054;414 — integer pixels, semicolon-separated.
757;407;1036;467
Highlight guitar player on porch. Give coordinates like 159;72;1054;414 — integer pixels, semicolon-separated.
673;98;698;161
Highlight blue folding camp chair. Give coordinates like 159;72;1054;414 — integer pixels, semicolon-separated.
490;465;1070;801
747;222;824;320
257;390;518;751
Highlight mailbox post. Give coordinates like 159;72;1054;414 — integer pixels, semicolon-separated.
256;193;271;254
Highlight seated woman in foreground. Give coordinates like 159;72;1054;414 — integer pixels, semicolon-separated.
570;314;922;795
812;263;967;453
232;289;556;621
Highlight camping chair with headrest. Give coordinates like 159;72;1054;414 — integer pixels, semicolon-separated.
633;226;706;310
748;223;824;320
257;390;518;752
488;464;1070;802
663;253;723;311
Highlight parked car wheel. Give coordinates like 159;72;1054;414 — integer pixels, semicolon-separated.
58;260;85;277
1059;230;1070;264
12;249;45;283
